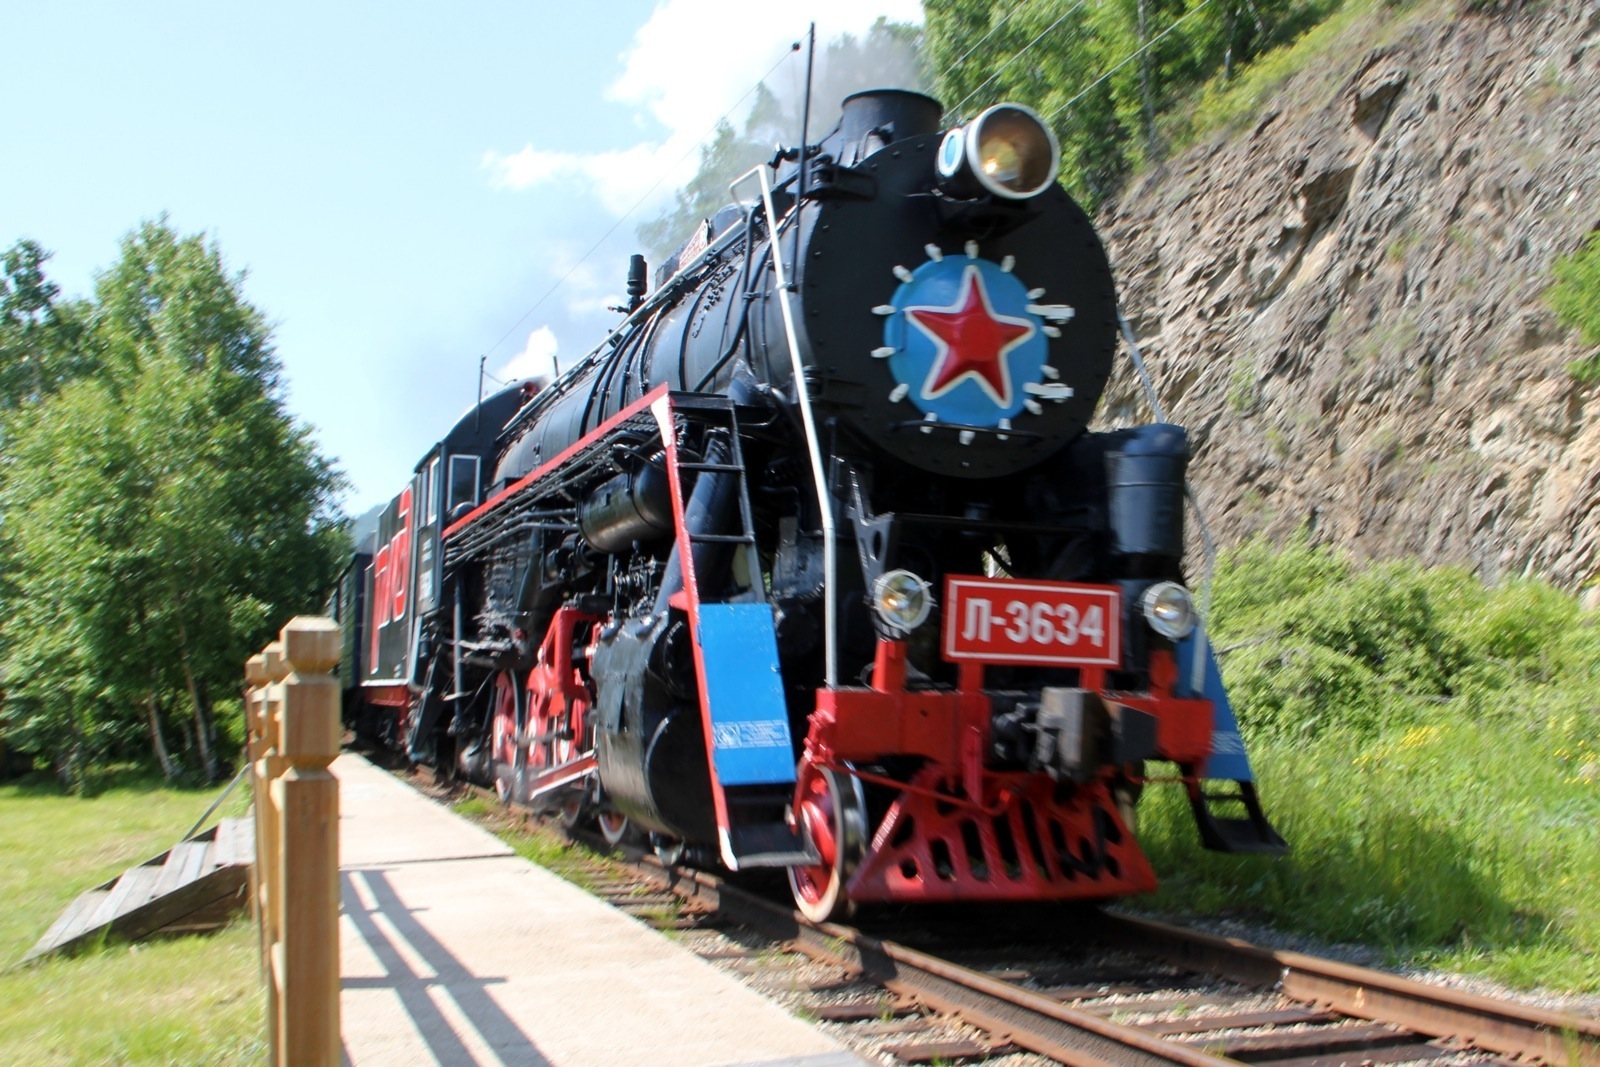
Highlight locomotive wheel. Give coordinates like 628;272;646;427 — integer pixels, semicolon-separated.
558;790;586;829
597;808;630;846
788;765;867;923
490;672;521;805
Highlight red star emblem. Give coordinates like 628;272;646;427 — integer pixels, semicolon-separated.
906;266;1034;408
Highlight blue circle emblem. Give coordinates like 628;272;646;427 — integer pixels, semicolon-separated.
884;256;1044;426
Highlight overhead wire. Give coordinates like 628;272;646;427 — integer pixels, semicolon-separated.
1047;0;1217;121
939;0;1224;129
935;0;1038;107
946;0;1091;123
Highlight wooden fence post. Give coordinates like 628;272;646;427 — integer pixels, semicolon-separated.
272;615;342;1067
247;641;288;1063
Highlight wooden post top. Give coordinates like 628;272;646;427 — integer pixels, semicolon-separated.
262;642;289;683
281;617;340;676
246;653;270;687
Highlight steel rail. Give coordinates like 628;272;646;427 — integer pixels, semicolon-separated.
651;856;1600;1067
480;787;1600;1067
649;863;1231;1067
1098;912;1600;1067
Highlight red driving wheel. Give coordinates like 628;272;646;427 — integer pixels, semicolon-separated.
788;765;866;923
490;672;520;803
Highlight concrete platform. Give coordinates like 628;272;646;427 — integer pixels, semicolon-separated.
336;752;865;1067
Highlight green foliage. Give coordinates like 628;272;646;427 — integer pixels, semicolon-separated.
1209;537;1597;740
638;19;925;263
925;0;1347;210
0;221;347;786
0;240;92;418
1139;538;1600;989
1548;230;1600;382
1568;356;1600;386
1225;362;1258;413
1177;0;1376;149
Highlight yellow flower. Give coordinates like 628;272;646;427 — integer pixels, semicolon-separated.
1398;725;1441;750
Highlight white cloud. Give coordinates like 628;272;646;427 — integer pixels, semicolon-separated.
608;0;924;137
497;326;559;382
481;142;681;218
537;239;628;322
482;0;924;217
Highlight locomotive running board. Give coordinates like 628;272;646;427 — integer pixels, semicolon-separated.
721;824;817;869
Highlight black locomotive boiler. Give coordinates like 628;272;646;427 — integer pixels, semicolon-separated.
334;90;1283;920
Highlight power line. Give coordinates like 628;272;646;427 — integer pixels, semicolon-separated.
1048;0;1216;122
935;0;1039;105
947;0;1091;123
476;40;804;372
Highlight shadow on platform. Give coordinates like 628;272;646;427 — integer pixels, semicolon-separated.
341;867;551;1066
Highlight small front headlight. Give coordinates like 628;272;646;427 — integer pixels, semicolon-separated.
1141;581;1196;640
872;569;933;634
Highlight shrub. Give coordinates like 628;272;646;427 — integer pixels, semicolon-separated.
1210;538;1600;739
1147;539;1600;985
1548;231;1600;382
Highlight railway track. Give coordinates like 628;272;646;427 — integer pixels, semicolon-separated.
433;776;1600;1067
649;859;1599;1067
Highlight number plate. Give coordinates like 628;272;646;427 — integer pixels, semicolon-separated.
942;576;1121;666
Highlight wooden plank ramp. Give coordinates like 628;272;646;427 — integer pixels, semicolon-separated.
23;814;255;963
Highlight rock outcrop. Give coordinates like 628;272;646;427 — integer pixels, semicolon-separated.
1099;0;1600;588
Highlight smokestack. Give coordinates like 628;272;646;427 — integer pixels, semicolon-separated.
837;89;943;164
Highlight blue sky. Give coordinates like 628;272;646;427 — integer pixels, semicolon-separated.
3;1;923;515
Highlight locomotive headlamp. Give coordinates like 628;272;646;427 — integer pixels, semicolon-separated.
1141;581;1196;640
872;569;933;634
935;103;1060;201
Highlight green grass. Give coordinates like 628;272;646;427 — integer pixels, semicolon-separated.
0;769;263;1063
449;794;609;891
1141;718;1600;990
1135;540;1600;994
0;927;263;1065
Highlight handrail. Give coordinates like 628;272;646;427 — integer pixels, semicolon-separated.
732;163;838;687
180;762;250;842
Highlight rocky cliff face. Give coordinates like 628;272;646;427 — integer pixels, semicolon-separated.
1099;0;1600;589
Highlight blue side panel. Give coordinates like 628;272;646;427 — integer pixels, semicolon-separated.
1174;629;1255;782
696;604;797;787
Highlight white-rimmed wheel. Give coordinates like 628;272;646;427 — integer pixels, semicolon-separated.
558;789;587;830
489;672;521;804
787;764;867;923
597;807;630;846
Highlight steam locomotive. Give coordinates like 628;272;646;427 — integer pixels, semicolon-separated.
332;89;1284;920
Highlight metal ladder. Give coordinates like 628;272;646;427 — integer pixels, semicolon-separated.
650;392;813;870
